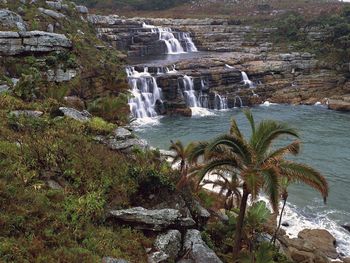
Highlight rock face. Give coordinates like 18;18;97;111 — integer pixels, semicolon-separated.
183;229;223;263
59;107;91;122
298;229;338;259
0;9;27;31
149;230;182;262
0;31;72;55
47;68;77;82
108;207;195;231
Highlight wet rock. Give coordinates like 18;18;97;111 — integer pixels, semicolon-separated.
113;127;132;140
10;110;43;118
183;229;223;263
109;207;195;231
59;107;91;122
298;229;338;259
38;7;65;19
328;97;350;112
282;222;289;227
0;84;9;93
0;31;72;56
149;230;181;262
0;9;27;31
102;258;129;263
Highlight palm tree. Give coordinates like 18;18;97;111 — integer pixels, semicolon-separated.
169;140;195;189
202;169;242;210
189;110;328;258
271;177;290;245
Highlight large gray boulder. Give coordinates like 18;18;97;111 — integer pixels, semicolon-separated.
76;5;88;14
0;9;27;31
109;207;195;231
0;31;72;55
183;229;223;263
149;230;182;263
105;138;149;152
113;127;132;140
59;107;91;122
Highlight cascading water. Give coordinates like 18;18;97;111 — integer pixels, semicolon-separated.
142;22;197;55
214;93;228;110
127;67;163;118
241;71;255;88
234;96;243;108
182;75;199;107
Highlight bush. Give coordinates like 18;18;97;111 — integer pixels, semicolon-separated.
85;117;116;135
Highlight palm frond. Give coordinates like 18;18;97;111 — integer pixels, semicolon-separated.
261;167;280;213
280;161;328;203
230;118;243;139
262;140;301;165
243;109;256;134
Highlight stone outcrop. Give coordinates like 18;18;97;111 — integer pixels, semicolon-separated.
0;9;27;31
0;31;72;55
108;207;196;231
46;67;77;82
328;95;350;112
38;7;66;19
183;229;223;263
149;230;182;263
113;127;132;140
59;107;91;122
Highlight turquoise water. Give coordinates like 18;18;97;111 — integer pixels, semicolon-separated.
135;104;350;256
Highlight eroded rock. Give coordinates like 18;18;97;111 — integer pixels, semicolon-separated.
109;207;195;231
113;127;132;140
0;9;27;31
149;230;181;262
183;229;222;263
38;7;66;19
10;110;43;118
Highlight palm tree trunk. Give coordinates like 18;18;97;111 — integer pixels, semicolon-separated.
272;196;287;245
233;185;249;258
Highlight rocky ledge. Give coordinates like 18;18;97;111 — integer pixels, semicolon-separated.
0;30;72;55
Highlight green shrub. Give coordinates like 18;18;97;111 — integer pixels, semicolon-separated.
85;117;116;135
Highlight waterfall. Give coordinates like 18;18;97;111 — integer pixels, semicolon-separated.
182;75;199;107
241;71;255;88
214;93;228;110
127;67;163;118
234;96;243;108
142;22;198;55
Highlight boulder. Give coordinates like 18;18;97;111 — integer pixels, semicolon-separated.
76;5;88;14
113;127;132;140
183;229;223;263
59;107;91;122
342;225;350;233
10;110;43;118
328;99;350;112
105;138;149;152
109;207;195;231
298;229;338;259
0;31;72;56
102;258;129;263
149;230;182;262
45;1;62;10
0;84;9;93
0;9;27;31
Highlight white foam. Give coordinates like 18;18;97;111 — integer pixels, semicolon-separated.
190;107;216;117
132;116;161;128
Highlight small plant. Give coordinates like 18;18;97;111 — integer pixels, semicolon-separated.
85;117;116;135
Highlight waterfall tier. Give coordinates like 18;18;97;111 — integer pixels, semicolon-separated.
127;67;163;119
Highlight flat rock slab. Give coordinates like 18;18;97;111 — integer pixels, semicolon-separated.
114;127;132;140
109;207;195;231
106;138;148;151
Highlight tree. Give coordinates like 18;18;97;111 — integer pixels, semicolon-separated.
189;110;328;258
169;140;195;190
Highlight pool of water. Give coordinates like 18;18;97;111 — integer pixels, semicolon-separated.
134;104;350;256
